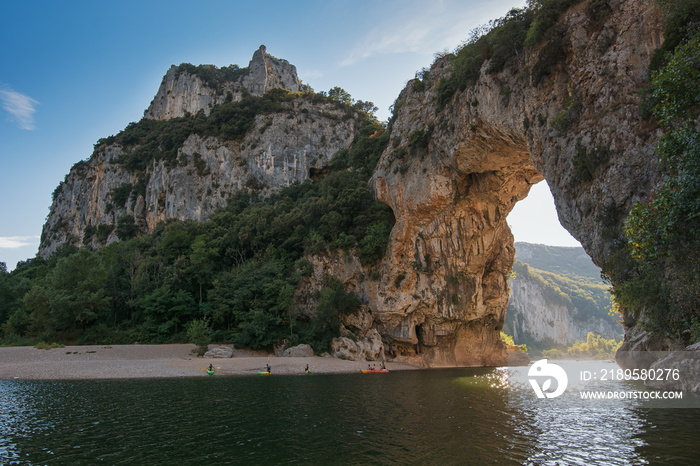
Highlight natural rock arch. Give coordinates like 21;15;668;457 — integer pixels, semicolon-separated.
368;0;663;366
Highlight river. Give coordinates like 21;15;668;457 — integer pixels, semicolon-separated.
1;361;699;465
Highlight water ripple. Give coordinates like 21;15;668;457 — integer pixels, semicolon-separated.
1;369;699;464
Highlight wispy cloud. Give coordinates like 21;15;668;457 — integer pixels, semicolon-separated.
0;236;40;249
0;86;39;130
340;0;523;67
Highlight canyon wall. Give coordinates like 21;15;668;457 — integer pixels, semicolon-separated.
507;272;619;347
507;243;620;348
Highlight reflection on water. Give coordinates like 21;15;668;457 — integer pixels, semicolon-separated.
1;363;699;465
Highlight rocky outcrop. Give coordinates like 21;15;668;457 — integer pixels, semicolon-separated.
331;328;385;362
507;346;530;366
367;0;663;367
144;45;302;120
644;343;700;392
204;345;234;358
281;344;315;358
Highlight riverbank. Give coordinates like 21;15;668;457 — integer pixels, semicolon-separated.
0;344;419;380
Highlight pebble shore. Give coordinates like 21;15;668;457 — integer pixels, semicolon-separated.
0;344;418;380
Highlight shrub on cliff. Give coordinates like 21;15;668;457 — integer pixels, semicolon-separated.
434;0;590;108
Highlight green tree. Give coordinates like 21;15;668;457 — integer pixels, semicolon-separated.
189;233;217;303
24;249;111;335
310;278;361;352
141;286;196;341
186;318;212;347
116;215;139;240
328;87;352;105
0;262;15;327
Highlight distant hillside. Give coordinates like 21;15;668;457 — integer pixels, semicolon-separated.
506;243;621;349
514;242;602;282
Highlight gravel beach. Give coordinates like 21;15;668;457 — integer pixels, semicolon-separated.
0;344;418;380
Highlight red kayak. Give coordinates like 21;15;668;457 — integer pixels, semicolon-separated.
361;369;389;374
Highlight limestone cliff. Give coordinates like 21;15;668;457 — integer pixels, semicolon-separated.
40;48;356;257
368;0;663;366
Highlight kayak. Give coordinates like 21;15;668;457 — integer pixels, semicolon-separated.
361;369;389;374
207;370;214;376
257;371;271;375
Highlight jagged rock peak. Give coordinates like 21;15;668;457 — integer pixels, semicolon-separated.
144;45;302;120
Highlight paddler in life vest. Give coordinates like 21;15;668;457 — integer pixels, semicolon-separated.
208;364;214;372
304;364;309;373
266;363;271;374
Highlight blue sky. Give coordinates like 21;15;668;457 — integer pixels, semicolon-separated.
0;0;580;270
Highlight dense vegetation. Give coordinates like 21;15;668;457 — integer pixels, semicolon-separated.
433;0;608;110
513;242;603;281
500;331;528;352
2;88;393;352
174;63;250;89
543;332;622;359
612;28;700;344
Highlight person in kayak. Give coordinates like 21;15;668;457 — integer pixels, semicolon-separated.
208;364;214;372
266;363;271;374
304;364;309;373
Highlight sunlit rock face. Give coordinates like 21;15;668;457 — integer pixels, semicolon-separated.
368;0;663;367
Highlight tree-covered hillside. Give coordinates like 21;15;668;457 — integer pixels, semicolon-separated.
514;242;603;282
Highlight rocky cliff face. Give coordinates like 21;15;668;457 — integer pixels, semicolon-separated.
40;48;356;257
144;45;302;120
368;0;663;366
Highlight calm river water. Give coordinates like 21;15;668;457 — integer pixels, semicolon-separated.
1;363;699;465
